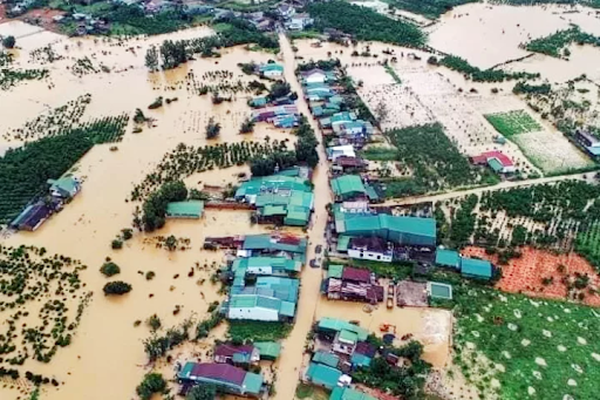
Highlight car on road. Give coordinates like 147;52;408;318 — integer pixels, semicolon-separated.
315;245;322;254
309;259;320;268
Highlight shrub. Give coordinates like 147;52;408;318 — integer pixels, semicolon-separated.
2;36;15;49
136;373;167;400
147;314;162;332
100;262;120;277
186;384;216;400
111;239;123;249
103;281;132;295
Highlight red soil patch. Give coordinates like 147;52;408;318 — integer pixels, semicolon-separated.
16;9;66;32
463;246;600;306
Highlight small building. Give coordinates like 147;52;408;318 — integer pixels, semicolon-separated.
166;201;204;219
178;362;263;398
332;156;366;174
287;13;314;30
305;362;344;390
242;233;308;262
231;256;302;277
48;176;81;199
575;129;600;157
301;69;327;85
312;350;340;368
330;387;377;400
460;257;493;280
435;248;460;269
331;175;367;201
278;3;295;19
347;237;393;263
227;294;296;322
327;145;356;161
471;151;515;174
317;318;369;355
9;202;53;232
259;63;284;79
249;96;268;108
254;341;281;361
341;266;371;283
214;344;259;365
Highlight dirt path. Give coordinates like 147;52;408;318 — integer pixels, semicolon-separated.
380;171;592;206
272;33;333;400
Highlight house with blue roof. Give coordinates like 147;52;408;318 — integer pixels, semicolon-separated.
259;63;284;79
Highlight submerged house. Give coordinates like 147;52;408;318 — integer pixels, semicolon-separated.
9;202;53;232
214;344;260;366
316;318;369;355
178;362;263;398
48;176;81;199
166;201;204;219
227;276;300;321
259;63;284;79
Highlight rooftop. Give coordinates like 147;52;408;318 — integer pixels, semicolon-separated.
166;200;204;218
330;387;377;400
254;341;281;359
317;318;369;341
312;350;340;368
460;257;493;279
331;175;366;198
435;248;460;268
306;362;343;390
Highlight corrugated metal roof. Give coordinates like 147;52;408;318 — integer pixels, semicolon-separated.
331;175;366;197
312;351;340;368
317;318;368;341
306;362;342;390
338;329;358;344
350;352;372;367
254;342;281;359
435;249;460;268
330;387;377;400
241;372;263;394
279;300;296;317
460;257;492;279
336;236;351;252
327;264;344;279
166;200;204;218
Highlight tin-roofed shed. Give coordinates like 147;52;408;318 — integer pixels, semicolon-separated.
435;249;460;269
331;175;367;200
166;201;204;218
460;257;492;280
305;362;343;390
254;341;281;360
330;387;377;400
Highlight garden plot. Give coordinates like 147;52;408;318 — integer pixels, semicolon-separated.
471;95;595;174
350;65;435;130
452;285;600;400
484;110;541;138
402;70;538;174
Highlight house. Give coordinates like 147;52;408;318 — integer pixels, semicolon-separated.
48;176;81;199
278;3;295;19
254;342;281;360
242;233;308;262
305;362;345;390
286;13;313;30
9;202;53;232
313;350;340;368
460;257;493;280
435;248;460;269
249;96;268;108
327;276;384;304
316;318;369;354
575;129;600;157
471;151;515;174
350;341;376;368
231;256;302;277
227;294;296;322
259;63;284;79
327;145;356;161
178;363;263;398
347;237;393;263
165;201;204;219
331;175;367;201
330;387;377;400
301;69;327;84
214;344;259;365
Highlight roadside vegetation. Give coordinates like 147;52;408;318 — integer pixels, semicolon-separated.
307;1;426;48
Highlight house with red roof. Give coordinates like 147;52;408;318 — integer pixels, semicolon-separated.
471;150;515;174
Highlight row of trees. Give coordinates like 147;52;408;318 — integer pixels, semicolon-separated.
525;26;600;58
429;55;540;82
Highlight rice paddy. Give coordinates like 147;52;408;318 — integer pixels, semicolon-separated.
484;110;542;138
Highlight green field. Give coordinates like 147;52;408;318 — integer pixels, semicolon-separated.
575;220;600;270
452;285;600;400
485;110;542;137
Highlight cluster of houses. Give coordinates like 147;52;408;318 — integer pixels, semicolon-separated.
233;169;314;227
10;176;81;232
207;233;307;322
177;340;281;398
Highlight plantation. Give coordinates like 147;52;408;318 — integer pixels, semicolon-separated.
575;221;600;270
430;55;540;82
387;0;477;19
307;1;426;48
367;123;480;198
130;138;290;201
0;245;90;366
450;285;600;400
525;26;600;58
484;110;542;138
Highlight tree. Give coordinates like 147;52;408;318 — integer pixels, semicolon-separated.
103;281;132;295
186;384;217;400
239;118;255;134
100;262;120;277
375;100;389;123
268;81;291;100
111;239;123;249
136;373;167;400
2;36;15;49
165;235;177;251
145;45;159;71
133;108;148;124
206;117;221;139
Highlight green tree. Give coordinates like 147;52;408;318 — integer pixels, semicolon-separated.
165;235;177;251
136;373;167;400
145;45;159;71
100;261;120;277
103;281;132;295
2;36;15;49
239;117;255;134
186;384;217;400
206;117;221;139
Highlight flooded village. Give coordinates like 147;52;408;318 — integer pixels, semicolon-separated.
1;0;600;400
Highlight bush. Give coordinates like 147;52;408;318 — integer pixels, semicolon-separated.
2;36;15;49
121;228;133;240
111;239;123;249
205;117;221;139
103;281;132;295
136;373;167;400
186;384;217;400
100;262;120;277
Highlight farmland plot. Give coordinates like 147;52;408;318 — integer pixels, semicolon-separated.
451;285;600;400
484;110;541;138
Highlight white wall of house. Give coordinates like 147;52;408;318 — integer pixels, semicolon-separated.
348;249;393;263
263;70;283;78
228;307;279;321
305;74;326;84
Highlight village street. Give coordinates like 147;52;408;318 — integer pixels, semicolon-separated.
272;33;334;400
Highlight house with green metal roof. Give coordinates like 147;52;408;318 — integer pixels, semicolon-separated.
259;63;284;78
350;352;372;368
312;351;340;368
330;387;377;400
165;200;204;219
460;257;493;280
305;362;343;390
48;176;81;199
317;318;369;350
331;175;367;200
242;234;308;262
249;96;268;108
254;342;281;360
327;264;344;279
227;294;296;322
335;213;436;247
231;256;302;278
435;249;460;269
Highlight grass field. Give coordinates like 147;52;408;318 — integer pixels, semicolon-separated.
452;285;600;400
484;110;542;138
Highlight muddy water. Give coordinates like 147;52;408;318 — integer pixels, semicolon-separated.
0;24;297;400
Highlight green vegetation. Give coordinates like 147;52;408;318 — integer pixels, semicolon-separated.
525;26;600;58
228;321;291;342
144;319;193;361
484;110;542;137
205;117;221;139
2;36;16;49
186;384;217;400
0;245;90;365
100;261;120;277
386;0;477;18
136;373;167;400
196;310;224;339
450;285;600;400
384;64;401;84
513;81;552;95
369;123;480;198
342;258;413;280
307;1;426;48
103;281;132;295
429;55;540;82
575;221;600;270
